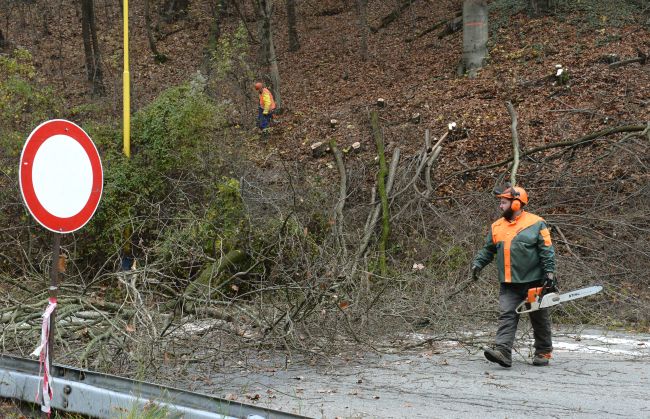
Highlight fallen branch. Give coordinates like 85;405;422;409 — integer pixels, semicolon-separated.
330;139;348;257
406;18;448;42
438;15;463;39
370;0;414;33
609;50;647;68
445;124;647;179
506;101;520;185
371;110;390;276
355;148;400;267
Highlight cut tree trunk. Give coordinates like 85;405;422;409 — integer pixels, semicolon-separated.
371;111;389;277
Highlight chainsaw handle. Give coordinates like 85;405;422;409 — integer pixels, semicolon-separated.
515;299;537;314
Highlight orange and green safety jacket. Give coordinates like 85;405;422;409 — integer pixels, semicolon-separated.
473;211;555;284
259;87;276;115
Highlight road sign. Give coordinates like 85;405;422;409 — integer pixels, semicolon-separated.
19;119;103;233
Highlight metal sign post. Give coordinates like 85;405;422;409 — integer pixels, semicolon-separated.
47;232;60;369
19;119;103;415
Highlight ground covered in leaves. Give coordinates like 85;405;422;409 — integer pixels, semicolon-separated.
3;0;648;190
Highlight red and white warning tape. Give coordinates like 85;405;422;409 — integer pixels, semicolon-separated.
31;297;57;414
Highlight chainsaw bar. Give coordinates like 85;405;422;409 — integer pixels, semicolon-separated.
515;285;603;314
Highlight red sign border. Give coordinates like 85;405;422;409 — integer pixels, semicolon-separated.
19;119;103;233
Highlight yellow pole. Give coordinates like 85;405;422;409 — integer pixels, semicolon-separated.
123;0;130;158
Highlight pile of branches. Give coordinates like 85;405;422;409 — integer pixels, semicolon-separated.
0;115;649;376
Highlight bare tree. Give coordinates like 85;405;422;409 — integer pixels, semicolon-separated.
81;0;105;95
257;0;282;108
286;0;300;52
529;0;555;16
162;0;189;23
144;0;167;63
356;0;369;61
461;0;488;78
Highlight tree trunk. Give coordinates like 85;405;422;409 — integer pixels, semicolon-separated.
258;0;282;108
371;111;389;277
529;0;554;17
162;0;189;23
144;0;166;63
81;0;105;96
462;0;488;78
355;0;369;61
286;0;300;52
256;0;269;66
207;0;227;50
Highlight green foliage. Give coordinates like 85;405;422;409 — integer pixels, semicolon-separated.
131;81;221;175
0;48;60;135
80;80;245;279
429;239;471;278
121;401;171;419
210;23;255;83
0;49;61;273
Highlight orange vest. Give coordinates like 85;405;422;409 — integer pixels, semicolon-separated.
259;88;276;114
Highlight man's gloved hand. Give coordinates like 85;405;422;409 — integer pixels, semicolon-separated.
543;272;558;291
471;265;482;281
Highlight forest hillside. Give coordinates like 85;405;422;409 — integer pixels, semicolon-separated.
0;0;648;375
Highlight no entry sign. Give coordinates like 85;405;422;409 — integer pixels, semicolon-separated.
19;119;103;233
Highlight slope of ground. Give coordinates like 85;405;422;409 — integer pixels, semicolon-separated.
2;0;648;190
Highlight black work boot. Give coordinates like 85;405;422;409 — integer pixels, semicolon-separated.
533;352;552;366
484;347;512;368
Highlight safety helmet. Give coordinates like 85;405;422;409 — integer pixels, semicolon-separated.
254;82;263;91
496;186;528;210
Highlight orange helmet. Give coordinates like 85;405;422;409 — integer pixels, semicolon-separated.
496;186;528;205
254;82;263;91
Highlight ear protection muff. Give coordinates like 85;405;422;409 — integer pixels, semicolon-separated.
511;199;521;211
510;188;521;211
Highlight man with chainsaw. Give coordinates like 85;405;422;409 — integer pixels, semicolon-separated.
254;81;276;135
471;185;557;367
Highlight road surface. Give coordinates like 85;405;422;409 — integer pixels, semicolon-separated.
178;328;650;419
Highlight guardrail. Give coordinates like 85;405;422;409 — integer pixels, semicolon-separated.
0;354;309;419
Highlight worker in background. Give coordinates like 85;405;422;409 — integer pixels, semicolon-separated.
471;185;557;367
254;82;276;136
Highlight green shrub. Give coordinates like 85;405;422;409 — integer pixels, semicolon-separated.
79;81;245;282
0;49;61;276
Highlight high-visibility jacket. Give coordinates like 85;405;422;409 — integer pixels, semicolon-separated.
473;211;555;283
259;88;276;115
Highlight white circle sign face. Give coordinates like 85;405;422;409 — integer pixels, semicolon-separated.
19;119;103;233
31;134;94;218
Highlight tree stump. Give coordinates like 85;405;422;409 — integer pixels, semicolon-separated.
311;142;329;158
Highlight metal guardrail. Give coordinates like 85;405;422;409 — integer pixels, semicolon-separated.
0;354;309;419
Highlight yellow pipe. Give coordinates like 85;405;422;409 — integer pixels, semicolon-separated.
123;0;130;158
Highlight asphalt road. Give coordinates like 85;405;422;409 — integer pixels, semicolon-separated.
192;328;650;419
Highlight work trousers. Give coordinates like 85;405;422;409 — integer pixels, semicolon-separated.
495;281;553;357
258;107;274;130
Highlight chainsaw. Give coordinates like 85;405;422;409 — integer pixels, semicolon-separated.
515;285;603;314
